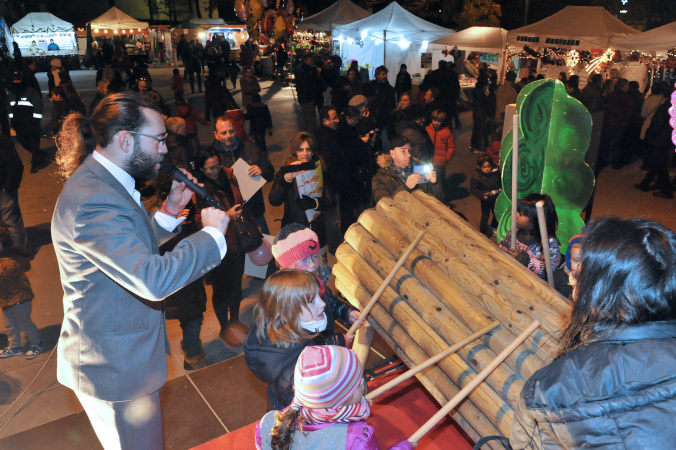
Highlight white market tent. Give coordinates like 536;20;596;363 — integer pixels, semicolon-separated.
88;7;149;33
11;12;73;33
507;6;640;50
613;20;676;56
332;2;453;83
431;26;508;79
297;0;371;32
11;12;77;55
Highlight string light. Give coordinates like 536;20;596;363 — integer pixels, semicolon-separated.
565;50;580;66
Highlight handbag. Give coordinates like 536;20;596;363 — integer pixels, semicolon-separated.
231;215;263;253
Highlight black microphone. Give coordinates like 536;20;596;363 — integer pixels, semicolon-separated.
159;159;225;210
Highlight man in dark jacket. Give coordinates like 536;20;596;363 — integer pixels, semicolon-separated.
212;116;274;233
313;106;345;252
372;136;440;204
369;65;396;131
8;70;46;173
394;64;412;101
601;78;633;169
0;135;27;251
580;73;604;112
295;53;325;132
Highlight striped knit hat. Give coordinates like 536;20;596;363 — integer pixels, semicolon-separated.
293;345;363;410
271;223;320;269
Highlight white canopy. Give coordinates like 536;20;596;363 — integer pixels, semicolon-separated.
11;12;73;33
613;20;676;56
333;2;453;43
297;0;371;32
507;6;639;50
432;26;507;53
88;7;149;32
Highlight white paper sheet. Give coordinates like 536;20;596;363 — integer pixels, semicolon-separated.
232;158;267;202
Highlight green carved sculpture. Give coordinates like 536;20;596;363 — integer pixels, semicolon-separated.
495;79;595;254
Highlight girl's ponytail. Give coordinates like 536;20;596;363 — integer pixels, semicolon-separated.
270;407;301;450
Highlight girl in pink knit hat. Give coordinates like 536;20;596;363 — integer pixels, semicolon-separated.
255;345;412;450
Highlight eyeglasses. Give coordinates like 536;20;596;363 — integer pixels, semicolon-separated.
127;130;168;144
203;163;222;172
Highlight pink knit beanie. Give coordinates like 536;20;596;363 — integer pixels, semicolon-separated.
293;345;363;409
271;223;320;269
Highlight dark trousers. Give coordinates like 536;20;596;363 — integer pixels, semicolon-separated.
179;313;204;358
211;250;245;328
0;189;28;251
252;132;267;153
15;123;45;166
640;144;674;195
471;116;487;150
479;198;498;237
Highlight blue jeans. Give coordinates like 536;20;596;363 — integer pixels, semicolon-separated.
3;300;40;348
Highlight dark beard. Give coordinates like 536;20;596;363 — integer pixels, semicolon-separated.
126;137;160;181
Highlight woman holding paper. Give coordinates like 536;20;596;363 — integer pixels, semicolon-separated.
194;145;253;346
268;132;333;252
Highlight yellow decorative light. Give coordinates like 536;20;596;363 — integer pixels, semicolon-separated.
565;50;580;67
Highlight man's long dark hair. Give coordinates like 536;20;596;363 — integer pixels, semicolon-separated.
558;217;676;357
55;93;160;179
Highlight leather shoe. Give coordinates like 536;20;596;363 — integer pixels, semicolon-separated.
653;191;674;199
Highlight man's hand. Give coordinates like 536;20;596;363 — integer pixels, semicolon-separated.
425;170;437;184
201;207;229;235
10;128;16;137
166;168;201;211
248;165;262;177
405;173;423;189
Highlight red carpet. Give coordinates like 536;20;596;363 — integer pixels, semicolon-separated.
194;368;474;449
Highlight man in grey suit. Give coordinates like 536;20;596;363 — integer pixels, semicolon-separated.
51;93;229;449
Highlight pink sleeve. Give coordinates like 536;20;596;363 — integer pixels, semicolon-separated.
388;441;414;450
255;420;263;450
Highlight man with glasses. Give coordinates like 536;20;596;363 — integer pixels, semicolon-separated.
212;116;274;234
52;93;229;449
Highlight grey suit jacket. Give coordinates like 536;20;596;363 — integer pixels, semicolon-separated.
52;155;222;402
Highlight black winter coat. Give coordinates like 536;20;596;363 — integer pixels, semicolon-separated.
212;138;274;216
0;135;23;192
243;286;355;410
268;164;334;248
469;167;501;200
510;321;676;449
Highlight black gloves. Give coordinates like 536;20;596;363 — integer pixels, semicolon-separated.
296;195;317;210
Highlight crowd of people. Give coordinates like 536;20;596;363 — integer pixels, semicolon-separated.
1;39;675;449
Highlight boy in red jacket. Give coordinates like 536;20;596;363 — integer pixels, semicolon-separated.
425;109;455;202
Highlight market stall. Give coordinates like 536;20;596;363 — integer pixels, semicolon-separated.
332;2;453;84
613;21;676;88
296;0;371;32
11;12;78;57
87;7;150;62
506;6;640;84
430;26;508;84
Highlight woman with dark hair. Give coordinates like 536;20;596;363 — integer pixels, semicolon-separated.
268;133;333;251
193;145;252;345
510;217;676;449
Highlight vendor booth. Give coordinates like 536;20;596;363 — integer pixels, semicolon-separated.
332;2;453;84
296;0;371;32
613;21;676;87
430;26;508;84
87;7;150;62
506;6;640;83
11;12;78;57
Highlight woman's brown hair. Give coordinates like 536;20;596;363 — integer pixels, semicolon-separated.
282;132;317;166
254;270;321;348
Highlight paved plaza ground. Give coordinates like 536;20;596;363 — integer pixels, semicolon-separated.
1;65;674;441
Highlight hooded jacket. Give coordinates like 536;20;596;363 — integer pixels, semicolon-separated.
510;321;676;449
243;286;354;411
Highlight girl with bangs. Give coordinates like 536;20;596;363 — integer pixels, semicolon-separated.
244;270;355;411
